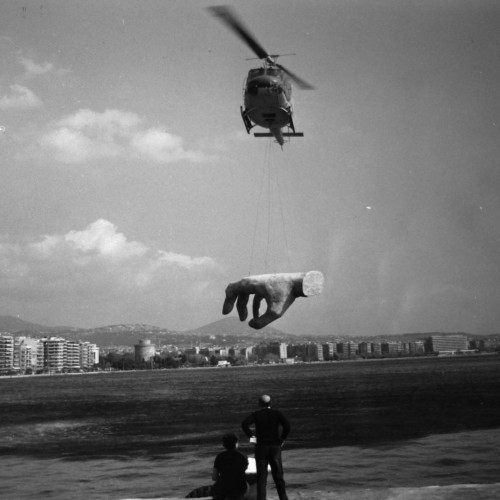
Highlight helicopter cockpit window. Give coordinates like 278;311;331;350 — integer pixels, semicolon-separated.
248;68;264;78
247;78;280;96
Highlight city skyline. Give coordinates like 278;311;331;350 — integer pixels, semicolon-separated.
2;1;500;336
2;330;488;376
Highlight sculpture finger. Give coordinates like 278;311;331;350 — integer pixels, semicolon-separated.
222;290;238;315
252;293;264;320
249;292;298;329
236;293;250;321
249;308;280;329
223;281;250;315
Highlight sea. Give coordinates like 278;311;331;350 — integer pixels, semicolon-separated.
0;355;499;500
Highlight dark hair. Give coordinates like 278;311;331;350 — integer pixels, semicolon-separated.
222;432;238;450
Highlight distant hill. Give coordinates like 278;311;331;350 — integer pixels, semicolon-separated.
0;315;65;334
1;314;493;348
0;315;290;348
72;319;291;347
187;317;287;338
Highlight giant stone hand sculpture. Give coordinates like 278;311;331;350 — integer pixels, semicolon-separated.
222;271;324;329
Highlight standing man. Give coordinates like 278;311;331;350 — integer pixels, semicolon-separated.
242;395;291;500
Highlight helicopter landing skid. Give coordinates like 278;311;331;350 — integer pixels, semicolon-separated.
240;107;253;134
254;132;304;138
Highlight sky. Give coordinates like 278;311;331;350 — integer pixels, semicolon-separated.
1;0;500;336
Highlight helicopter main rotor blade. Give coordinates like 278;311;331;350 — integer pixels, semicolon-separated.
208;5;270;61
277;63;315;90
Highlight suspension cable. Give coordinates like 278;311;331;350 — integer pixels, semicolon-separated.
248;139;292;275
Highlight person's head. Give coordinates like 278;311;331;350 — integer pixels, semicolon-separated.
222;432;239;450
259;394;271;408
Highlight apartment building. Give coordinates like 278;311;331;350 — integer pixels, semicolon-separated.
322;342;337;360
427;334;468;354
0;334;14;372
13;337;39;372
0;335;99;374
40;337;65;373
82;341;99;368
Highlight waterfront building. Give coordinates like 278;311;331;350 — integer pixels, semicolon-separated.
279;342;288;360
408;341;425;355
344;341;359;357
427;334;468;354
64;340;81;371
40;337;66;373
254;343;269;361
242;345;254;359
381;342;402;356
358;342;372;357
263;342;288;360
184;346;200;356
481;338;500;351
266;342;282;358
337;341;358;358
286;343;301;360
217;347;229;357
80;341;99;369
13;337;39;372
134;339;156;365
302;343;322;362
0;334;14;372
287;343;323;361
315;343;324;361
199;347;212;358
322;342;336;360
335;342;345;357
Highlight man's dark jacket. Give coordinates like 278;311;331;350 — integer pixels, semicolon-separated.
242;407;291;445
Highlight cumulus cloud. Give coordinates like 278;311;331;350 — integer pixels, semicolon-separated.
19;56;56;78
0;84;42;110
158;250;217;269
131;128;204;162
28;219;215;269
64;219;148;259
38;108;207;164
0;220;219;327
0;52;67;110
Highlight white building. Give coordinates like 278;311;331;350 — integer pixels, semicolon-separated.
14;337;40;372
430;334;468;353
0;334;14;372
80;341;99;369
279;343;288;360
40;337;65;373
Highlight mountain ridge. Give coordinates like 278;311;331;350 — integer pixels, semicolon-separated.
0;315;290;347
0;315;493;348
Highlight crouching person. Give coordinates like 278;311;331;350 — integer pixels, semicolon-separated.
212;433;249;500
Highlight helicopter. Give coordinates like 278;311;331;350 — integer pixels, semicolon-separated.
208;5;314;147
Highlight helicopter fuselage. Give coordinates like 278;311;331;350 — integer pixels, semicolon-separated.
242;67;293;132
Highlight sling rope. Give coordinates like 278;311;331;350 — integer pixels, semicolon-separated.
248;139;292;275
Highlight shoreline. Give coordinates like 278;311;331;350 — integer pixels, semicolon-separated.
1;351;498;379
